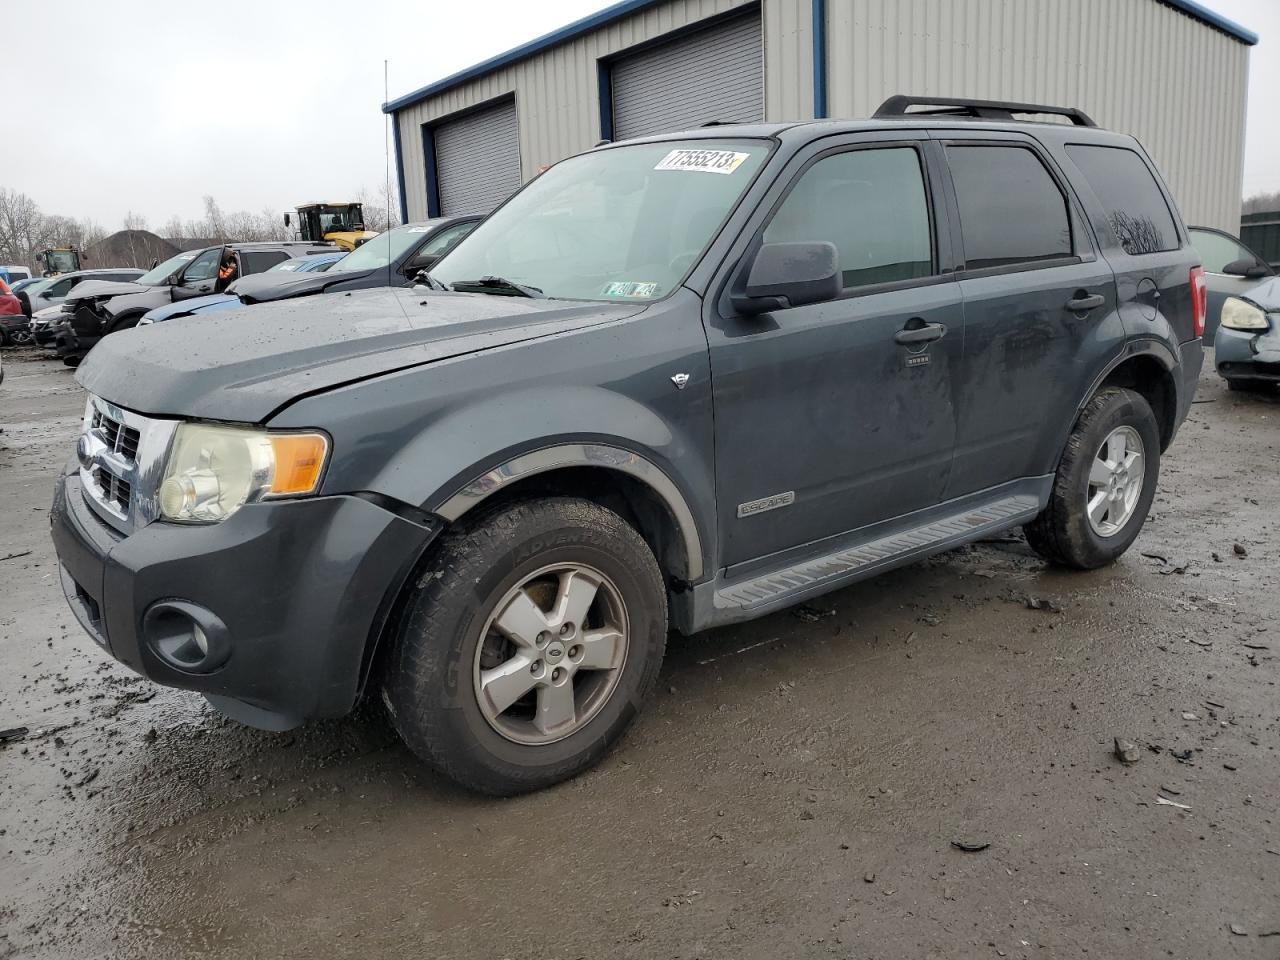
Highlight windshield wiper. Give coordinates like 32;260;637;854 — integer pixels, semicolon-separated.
449;275;545;298
416;271;451;292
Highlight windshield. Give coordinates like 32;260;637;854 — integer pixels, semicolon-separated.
432;140;770;301
20;278;53;297
136;251;199;286
269;258;308;272
327;226;422;272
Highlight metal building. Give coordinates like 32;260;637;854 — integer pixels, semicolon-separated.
385;0;1256;232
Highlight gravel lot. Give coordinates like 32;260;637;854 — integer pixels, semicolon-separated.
1;349;1277;959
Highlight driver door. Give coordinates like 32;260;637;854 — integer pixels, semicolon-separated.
172;247;223;300
706;136;963;569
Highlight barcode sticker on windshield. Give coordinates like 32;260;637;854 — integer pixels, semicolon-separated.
654;149;750;175
603;281;659;298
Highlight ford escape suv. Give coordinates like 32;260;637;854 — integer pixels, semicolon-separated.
51;97;1205;795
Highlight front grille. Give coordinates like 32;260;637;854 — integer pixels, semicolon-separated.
91;466;132;512
91;409;141;459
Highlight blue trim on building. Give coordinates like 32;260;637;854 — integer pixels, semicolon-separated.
1159;0;1257;45
597;60;614;141
811;0;827;119
421;125;441;218
391;115;408;223
383;0;666;114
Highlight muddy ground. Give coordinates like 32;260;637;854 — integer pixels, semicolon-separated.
0;349;1277;960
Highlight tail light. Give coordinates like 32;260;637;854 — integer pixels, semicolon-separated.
1190;266;1207;338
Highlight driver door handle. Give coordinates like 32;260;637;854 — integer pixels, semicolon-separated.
1065;292;1105;312
894;321;947;345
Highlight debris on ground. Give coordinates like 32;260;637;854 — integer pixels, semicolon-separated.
1155;796;1191;810
0;550;33;563
1233;543;1248;557
1229;924;1247;936
1023;596;1063;613
1181;712;1199;721
0;726;29;744
791;604;835;623
863;872;876;884
950;839;991;853
1114;738;1141;765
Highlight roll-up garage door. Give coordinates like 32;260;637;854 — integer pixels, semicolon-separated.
433;99;521;215
611;12;763;141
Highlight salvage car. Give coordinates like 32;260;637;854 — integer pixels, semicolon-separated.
1214;278;1280;392
52;242;332;363
52;97;1204;795
1188;226;1273;338
136;218;480;326
268;251;348;273
20;268;145;317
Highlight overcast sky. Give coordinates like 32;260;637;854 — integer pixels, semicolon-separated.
7;0;1277;230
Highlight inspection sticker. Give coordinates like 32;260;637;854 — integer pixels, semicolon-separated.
654;148;750;175
603;281;659;298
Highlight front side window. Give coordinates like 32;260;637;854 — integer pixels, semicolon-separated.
948;145;1073;270
329;224;427;272
1065;144;1178;256
48;275;79;297
432;139;771;300
763;147;933;290
182;248;222;283
419;221;477;258
1188;228;1264;275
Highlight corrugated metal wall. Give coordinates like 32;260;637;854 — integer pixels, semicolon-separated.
825;0;1249;232
394;0;1248;232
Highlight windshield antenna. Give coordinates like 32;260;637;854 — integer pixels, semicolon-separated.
384;58;393;290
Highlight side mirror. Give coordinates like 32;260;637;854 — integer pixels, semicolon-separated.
1223;258;1270;279
283;212;292;228
731;241;841;316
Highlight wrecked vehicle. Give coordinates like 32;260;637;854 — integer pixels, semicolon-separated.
1214;276;1280;392
52;97;1204;795
52;242;332;364
135;218;479;326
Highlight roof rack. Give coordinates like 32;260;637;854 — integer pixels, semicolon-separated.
874;95;1096;127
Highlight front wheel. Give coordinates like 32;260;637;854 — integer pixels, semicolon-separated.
1025;387;1160;569
383;497;668;795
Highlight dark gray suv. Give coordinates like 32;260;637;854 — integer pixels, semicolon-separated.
51;97;1205;795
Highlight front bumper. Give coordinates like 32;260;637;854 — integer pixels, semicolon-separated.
1216;324;1280;384
50;470;439;727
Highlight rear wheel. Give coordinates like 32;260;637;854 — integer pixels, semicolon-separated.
383;497;667;795
1025;387;1160;569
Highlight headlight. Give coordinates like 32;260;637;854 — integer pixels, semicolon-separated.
159;423;329;523
1220;297;1269;332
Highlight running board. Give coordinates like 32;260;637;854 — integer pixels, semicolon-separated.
677;491;1044;633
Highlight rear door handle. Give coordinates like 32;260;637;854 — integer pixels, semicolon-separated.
1065;292;1105;312
894;321;947;345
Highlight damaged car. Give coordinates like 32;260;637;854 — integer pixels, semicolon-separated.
1215;277;1280;393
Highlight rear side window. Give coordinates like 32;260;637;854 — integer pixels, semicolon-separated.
947;145;1072;271
763;147;933;290
241;251;290;274
1065;144;1178;256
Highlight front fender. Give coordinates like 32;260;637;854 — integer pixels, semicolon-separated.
270;292;717;581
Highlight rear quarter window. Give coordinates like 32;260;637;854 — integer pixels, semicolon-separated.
241;251;290;274
1065;144;1179;256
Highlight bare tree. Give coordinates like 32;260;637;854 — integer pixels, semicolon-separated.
0;188;47;266
1243;192;1280;216
122;210;149;232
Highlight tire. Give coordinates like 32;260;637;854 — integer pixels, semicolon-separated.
383;496;668;795
1025;387;1160;570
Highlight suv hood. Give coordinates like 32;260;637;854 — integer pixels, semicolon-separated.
77;286;643;422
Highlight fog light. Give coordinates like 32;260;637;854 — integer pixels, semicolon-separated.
142;601;230;673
